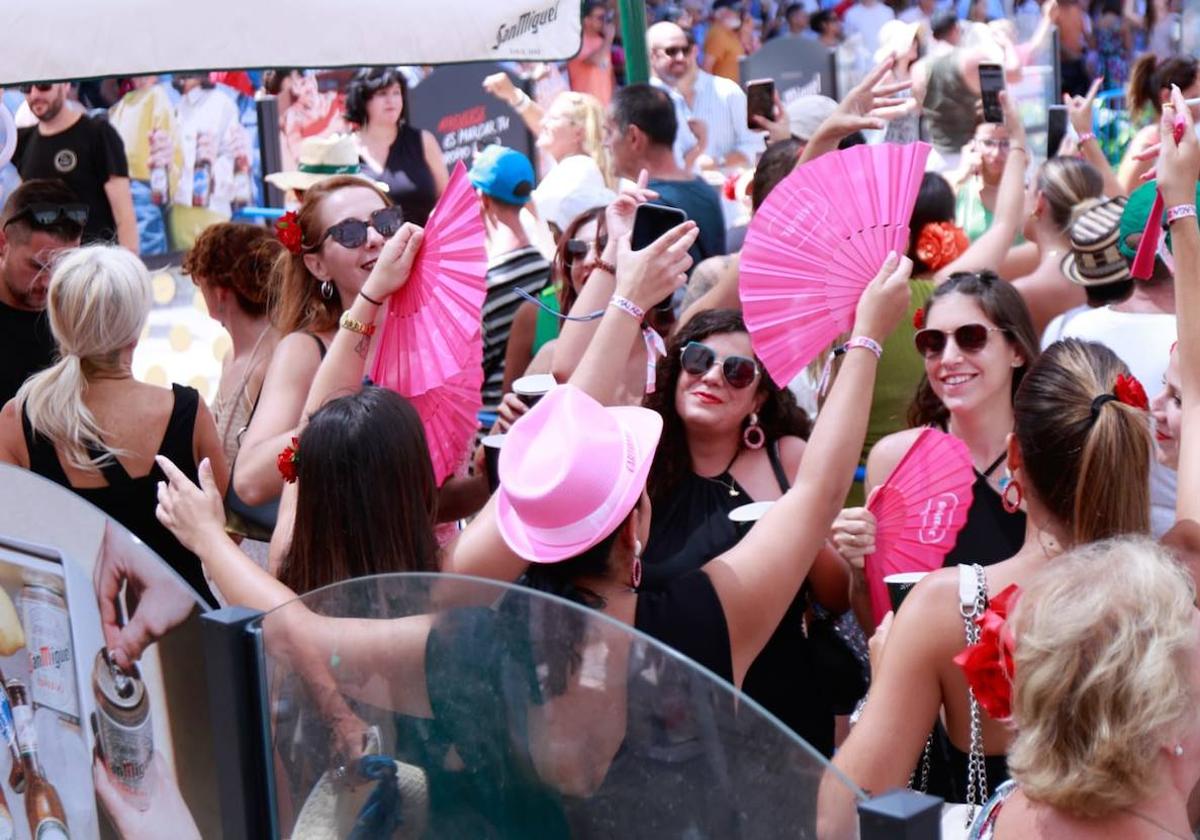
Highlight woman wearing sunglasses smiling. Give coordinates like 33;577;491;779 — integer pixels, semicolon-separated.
232;175;408;509
641;309;856;755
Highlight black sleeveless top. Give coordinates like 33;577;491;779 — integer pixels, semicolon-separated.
21;384;217;608
643;443;836;756
361;123;438;226
942;454;1026;568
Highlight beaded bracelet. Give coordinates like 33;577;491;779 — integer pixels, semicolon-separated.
1076;132;1097;146
358;290;385;306
609;295;645;321
592;258;616;275
1166;204;1198;225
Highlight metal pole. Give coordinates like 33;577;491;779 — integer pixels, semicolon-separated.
617;0;650;85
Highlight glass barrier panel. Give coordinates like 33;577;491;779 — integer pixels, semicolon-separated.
254;572;866;839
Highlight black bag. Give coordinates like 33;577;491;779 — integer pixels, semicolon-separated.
806;608;868;715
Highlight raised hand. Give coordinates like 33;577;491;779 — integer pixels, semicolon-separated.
819;56;916;139
831;507;878;568
614;221;699;314
853;252;914;343
1063;76;1104;138
155;456;228;557
362;223;424;300
1155;85;1200;207
604;169;660;245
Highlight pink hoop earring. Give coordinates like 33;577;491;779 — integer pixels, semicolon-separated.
1002;480;1023;514
743;413;765;450
630;555;642;589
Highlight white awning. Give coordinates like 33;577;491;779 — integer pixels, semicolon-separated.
1;0;581;85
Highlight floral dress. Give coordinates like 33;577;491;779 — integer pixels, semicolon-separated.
1095;18;1128;90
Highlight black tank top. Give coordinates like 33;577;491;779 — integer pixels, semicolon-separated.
942;453;1027;568
643;442;836;755
21;384;217;607
362;124;438;226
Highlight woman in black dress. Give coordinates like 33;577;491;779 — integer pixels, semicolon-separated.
345;67;447;226
642;308;854;755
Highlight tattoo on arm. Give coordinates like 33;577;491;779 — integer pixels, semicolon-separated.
354;334;372;359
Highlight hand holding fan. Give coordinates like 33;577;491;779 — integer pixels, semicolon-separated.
408;341;484;485
370;162;487;397
739;142;930;388
864;428;975;623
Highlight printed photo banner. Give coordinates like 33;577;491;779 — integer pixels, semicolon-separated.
0;0;581;85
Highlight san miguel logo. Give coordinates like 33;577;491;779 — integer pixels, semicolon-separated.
29;645;71;670
493;1;561;50
917;492;960;545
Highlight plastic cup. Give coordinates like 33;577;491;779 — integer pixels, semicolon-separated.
482;434;505;493
885;572;929;613
513;374;556;408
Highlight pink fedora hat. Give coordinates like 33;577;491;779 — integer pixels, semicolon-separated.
496;385;663;563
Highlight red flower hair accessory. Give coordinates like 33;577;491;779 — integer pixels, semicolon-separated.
722;171;740;201
915;221;969;272
275;211;304;255
277;436;300;483
953;583;1020;721
1114;373;1149;411
912;307;925;330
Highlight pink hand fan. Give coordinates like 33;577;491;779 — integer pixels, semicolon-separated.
739;142;930;387
408;340;484;485
1131;114;1187;280
370;162;487;397
864;428;975;623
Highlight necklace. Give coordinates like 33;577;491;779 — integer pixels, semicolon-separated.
700;448;742;498
1121;806;1191;839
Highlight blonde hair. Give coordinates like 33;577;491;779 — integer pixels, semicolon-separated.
1008;537;1197;816
16;246;152;472
554;91;614;188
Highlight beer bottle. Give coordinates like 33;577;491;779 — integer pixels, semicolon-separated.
6;681;68;839
0;669;25;793
0;785;15;840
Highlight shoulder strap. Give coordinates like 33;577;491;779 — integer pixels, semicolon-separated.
301;331;328;360
766;439;790;493
159;385;201;472
981;453;1006;479
20;401;128;484
958;562;989;822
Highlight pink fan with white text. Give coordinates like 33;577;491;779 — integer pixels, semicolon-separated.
864;428;975;622
408;342;484;485
739;142;930;387
370;162;486;397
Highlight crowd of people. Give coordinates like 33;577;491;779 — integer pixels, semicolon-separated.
2;0;1200;836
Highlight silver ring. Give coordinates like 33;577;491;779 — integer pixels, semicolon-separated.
332;765;346;781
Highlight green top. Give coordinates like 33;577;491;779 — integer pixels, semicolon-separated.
845;277;936;506
956;179;1025;245
532;285;562;357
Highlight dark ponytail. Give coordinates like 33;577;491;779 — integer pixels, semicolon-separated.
1129;55;1200;118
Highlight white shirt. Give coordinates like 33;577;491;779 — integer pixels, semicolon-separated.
653;71;766;169
1051;306;1178;537
843;2;895;59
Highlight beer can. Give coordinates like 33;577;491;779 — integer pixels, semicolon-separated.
192;162;211;208
92;649;152;811
21;578;77;724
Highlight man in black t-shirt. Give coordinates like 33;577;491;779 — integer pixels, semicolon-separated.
0;180;84;404
13;83;138;252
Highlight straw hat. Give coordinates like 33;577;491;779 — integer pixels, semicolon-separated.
265;134;388;194
874;19;923;64
1061;196;1131;287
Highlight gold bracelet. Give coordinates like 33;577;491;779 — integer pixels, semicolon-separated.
339;311;376;337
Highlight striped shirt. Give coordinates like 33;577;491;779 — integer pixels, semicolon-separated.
481;246;551;413
653;72;765;169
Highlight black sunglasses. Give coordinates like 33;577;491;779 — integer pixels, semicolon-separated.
18;83;54;94
913;323;1007;358
564;239;589;267
657;46;691;58
304;206;404;252
680;341;759;389
2;203;89;231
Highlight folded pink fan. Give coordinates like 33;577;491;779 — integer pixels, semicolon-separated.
408;340;484;485
370;162;487;397
739;142;930;387
1131;114;1187;280
864;428;975;623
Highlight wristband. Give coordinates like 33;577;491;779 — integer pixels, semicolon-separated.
358;290;385;307
511;90;532;112
1166;204;1198;225
609;295;645;321
339;311;376;337
592;258;616;275
818;336;883;396
1076;132;1096;146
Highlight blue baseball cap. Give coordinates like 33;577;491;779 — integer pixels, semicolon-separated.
468;145;535;206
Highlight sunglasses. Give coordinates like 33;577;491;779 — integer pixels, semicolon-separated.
564;239;590;267
2;203;89;231
304;206;404;252
913;323;1007;358
977;138;1011;151
680;341;759;389
657;46;691;58
18;84;54;94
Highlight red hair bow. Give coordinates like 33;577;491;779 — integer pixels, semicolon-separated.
953;583;1020;721
912;307;925;330
1114;373;1149;411
275;211;303;255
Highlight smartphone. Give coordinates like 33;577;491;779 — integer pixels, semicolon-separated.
632;203;689;312
978;63;1005;124
1046;104;1068;158
632;202;688;251
746;78;775;131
